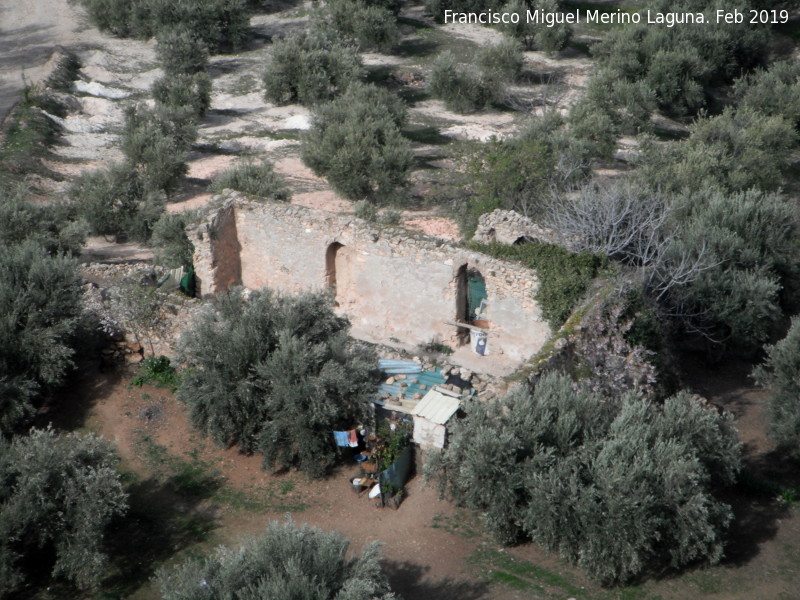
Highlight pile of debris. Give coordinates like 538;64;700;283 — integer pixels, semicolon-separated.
439;365;489;393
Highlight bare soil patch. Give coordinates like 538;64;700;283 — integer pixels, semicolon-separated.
64;365;496;599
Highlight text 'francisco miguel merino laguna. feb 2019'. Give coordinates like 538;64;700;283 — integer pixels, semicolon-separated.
442;8;790;27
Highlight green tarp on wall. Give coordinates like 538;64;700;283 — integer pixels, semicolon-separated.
378;445;412;492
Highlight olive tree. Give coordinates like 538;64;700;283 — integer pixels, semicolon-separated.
302;83;412;202
0;427;128;592
0;242;83;435
312;0;400;52
754;318;800;452
653;187;798;350
734;60;800;130
263;30;364;106
157;519;397;599
427;373;741;584
178;288;377;477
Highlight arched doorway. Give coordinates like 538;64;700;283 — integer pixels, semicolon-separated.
455;264;488;346
325;242;344;301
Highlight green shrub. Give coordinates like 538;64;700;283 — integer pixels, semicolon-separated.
209;159;289;200
156;520;397;599
498;0;535;48
735;60;800;130
263;30;364;106
302;83;412;201
590;0;768;117
155;25;209;75
151;212;195;269
476;38;524;82
0;186;86;255
638;107;797;194
149;0;250;50
0;427;128;592
377;208;401;225
468;240;604;328
531;0;571;52
313;0;400;52
121;104;196;194
177;288;378;477
465;136;555;231
0;243;83;435
425;0;504;23
754;318;800;452
152;71;212;117
428;51;502;113
0;88;64;182
69;163;165;241
354;199;378;221
566;66;658;142
73;0;146;37
132;355;180;389
76;0;250;50
657;188;799;352
45;52;82;91
427;373;741;584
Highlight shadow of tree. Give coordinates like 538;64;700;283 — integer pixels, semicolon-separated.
37;361;123;432
5;475;220;600
100;476;221;597
382;560;490;600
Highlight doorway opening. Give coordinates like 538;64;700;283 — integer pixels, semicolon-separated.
325;242;344;302
455;265;488;346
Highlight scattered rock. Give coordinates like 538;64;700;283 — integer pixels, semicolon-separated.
125;352;144;364
74;80;130;99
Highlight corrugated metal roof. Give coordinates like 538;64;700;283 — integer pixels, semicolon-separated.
379;359;422;375
412;389;460;425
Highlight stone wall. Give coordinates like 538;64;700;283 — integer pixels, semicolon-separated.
190;194;552;363
473;209;561;246
192;200;242;294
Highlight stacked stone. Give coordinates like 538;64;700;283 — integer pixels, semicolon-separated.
473;208;561;246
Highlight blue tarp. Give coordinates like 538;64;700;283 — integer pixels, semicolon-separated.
379;359;422;375
377;369;446;401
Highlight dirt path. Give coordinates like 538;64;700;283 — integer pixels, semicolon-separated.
0;0;103;121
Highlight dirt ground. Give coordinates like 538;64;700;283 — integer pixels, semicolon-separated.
35;352;800;600
50;365;499;600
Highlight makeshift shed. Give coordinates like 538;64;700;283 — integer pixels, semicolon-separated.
411;388;460;449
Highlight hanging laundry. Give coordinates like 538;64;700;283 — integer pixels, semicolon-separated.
348;430;359;448
333;431;350;447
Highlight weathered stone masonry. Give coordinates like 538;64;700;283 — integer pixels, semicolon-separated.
191;194;552;363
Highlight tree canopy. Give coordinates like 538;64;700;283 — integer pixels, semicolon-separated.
178;288;378;477
0;241;83;436
754;317;800;452
427;373;741;584
0;427;128;592
157;519;397;600
302;83;412;202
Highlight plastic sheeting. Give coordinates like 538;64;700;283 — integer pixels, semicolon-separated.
378;445;413;492
377;369;446;401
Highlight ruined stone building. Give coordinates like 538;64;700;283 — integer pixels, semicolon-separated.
191;194;552;366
